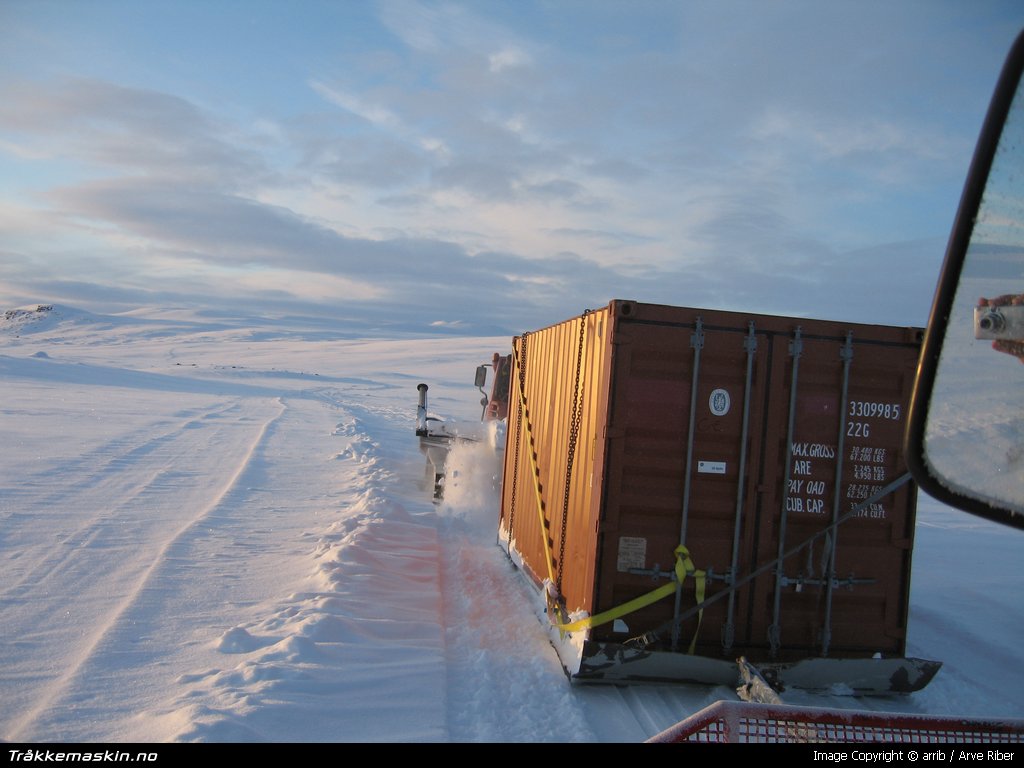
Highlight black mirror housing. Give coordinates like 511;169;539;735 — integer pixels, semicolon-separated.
905;29;1024;528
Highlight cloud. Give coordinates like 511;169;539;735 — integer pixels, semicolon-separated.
430;160;516;201
489;46;531;73
301;132;429;188
32;175;650;332
547;227;658;249
309;81;402;130
3;1;1015;335
0;77;269;188
377;0;531;64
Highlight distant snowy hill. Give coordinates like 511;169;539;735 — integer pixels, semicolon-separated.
0;303;158;345
2;304;80;333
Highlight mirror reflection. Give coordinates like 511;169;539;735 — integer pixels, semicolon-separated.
924;77;1024;515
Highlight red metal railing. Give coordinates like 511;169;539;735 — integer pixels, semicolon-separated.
647;700;1024;743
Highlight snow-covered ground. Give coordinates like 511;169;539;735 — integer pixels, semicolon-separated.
1;304;1022;743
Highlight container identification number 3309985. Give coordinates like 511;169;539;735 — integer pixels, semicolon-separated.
848;401;902;420
847;400;902;438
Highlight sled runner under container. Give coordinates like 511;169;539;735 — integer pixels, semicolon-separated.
497;300;938;692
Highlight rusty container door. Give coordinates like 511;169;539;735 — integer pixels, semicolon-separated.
748;322;921;660
500;300;922;663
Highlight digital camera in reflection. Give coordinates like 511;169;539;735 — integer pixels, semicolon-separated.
974;305;1024;340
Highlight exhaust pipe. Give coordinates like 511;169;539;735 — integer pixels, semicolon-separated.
416;383;429;436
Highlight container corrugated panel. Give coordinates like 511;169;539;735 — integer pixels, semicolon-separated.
498;300;924;663
499;309;611;615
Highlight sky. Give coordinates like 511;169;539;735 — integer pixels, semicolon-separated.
2;1;1024;335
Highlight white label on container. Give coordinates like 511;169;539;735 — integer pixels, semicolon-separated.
617;536;646;572
709;388;731;416
698;460;727;474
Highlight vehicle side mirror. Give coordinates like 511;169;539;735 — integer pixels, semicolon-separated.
474;364;488;389
905;29;1024;528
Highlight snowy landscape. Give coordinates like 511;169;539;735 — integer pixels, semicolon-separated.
1;303;1022;743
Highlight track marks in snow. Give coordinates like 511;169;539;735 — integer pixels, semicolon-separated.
160;403;448;742
4;397;289;741
3;401;261;601
0;400;242;528
438;524;598;742
432;438;598;742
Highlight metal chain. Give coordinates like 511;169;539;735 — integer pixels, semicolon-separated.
557;310;588;595
507;333;528;539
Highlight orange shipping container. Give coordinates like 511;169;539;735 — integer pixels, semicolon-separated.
497;300;938;692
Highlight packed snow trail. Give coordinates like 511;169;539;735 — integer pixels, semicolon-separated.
164;398;450;742
436;439;598;742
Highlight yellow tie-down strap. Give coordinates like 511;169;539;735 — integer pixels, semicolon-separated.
552;544;707;654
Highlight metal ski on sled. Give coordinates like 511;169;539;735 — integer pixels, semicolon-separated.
571;641;941;694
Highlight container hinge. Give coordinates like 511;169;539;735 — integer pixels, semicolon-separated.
839;332;854;364
628;564;728;584
789;326;803;358
743;325;757;354
703;566;730;584
779;573;877;591
627;564;678;581
721;622;735;651
691;316;705;350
